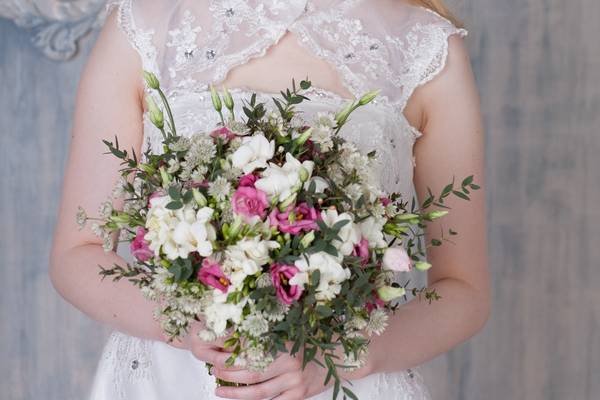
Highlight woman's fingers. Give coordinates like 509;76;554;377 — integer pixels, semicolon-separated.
212;353;302;384
215;371;302;400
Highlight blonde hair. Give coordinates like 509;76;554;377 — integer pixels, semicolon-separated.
413;0;463;28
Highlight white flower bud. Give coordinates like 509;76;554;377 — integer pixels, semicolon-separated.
222;87;234;110
377;286;406;301
358;89;380;105
210;84;222;112
145;95;164;129
414;261;432;271
143;71;160;90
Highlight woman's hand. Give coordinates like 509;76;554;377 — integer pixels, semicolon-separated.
163;319;233;366
210;343;373;400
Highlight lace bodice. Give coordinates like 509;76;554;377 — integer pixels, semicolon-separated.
90;1;467;399
105;0;467;203
107;0;466;109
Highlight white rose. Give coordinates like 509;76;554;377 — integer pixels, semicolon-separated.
255;153;314;202
231;134;275;174
291;251;351;301
358;216;387;249
320;209;361;257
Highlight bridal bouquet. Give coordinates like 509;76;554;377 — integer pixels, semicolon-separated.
76;72;479;399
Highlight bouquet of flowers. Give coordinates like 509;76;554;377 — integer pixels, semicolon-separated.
76;72;479;399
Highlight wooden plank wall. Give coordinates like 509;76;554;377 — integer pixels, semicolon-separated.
1;0;598;398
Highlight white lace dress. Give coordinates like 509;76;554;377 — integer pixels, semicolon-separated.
89;1;467;399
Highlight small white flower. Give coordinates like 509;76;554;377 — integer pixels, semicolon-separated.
311;125;334;152
168;136;191;152
90;222;104;238
208;176;232;202
314;111;336;128
231;134;275;174
241;314;270;337
166;158;180;174
98;200;113;219
75;206;87;230
102;234;114;252
366;309;388;336
111;177;127;199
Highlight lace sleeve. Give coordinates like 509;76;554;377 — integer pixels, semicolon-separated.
392;7;468;111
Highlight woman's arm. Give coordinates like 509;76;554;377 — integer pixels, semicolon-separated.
48;9;164;342
365;34;491;374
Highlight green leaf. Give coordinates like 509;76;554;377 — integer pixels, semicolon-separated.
166;200;183;210
461;175;474;187
343;386;359;400
441;183;454;197
452;190;470;200
310;270;321;287
300;79;311;90
182;190;193;203
316;305;333;318
168;185;181;200
331;219;350;232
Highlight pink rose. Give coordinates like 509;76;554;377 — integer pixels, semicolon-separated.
197;258;230;293
238;173;258;187
130;227;153;262
269;202;319;235
209;126;236;142
231;186;269;222
270;263;304;305
382;247;412;272
352;237;370;266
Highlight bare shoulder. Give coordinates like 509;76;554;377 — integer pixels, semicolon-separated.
78;7;145;108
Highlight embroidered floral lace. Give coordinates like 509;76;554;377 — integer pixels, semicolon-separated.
89;1;466;399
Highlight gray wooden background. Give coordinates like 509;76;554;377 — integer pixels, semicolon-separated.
1;0;598;399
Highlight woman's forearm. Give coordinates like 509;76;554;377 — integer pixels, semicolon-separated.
49;243;165;343
364;277;490;375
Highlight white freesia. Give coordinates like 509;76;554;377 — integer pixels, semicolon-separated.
204;299;245;336
255;152;314;201
223;237;280;290
358;216;387;249
290;251;351;301
231;134;275;174
320;209;361;257
144;196;216;260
